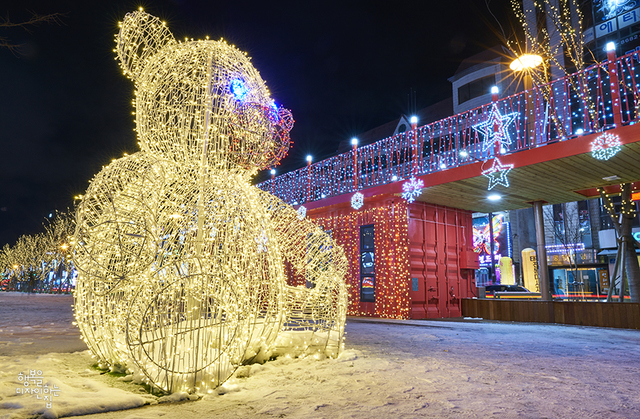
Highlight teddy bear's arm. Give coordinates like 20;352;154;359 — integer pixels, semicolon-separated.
256;189;348;288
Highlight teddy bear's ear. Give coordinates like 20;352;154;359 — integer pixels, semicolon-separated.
115;10;176;81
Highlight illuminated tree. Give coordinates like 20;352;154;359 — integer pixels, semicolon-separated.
507;0;597;132
0;210;75;292
543;202;590;299
599;184;640;303
72;10;348;394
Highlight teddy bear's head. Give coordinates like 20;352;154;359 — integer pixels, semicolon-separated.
115;10;293;175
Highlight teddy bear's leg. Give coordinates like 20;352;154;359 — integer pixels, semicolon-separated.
124;265;247;393
120;182;286;393
74;152;164;369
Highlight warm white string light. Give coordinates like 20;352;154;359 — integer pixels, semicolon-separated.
73;9;347;394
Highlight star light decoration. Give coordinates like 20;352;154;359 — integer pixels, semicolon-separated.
472;103;519;153
591;133;622;160
482;158;514;190
72;10;348;395
401;177;424;203
351;192;364;210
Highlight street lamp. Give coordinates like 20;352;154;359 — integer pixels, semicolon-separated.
509;54;543;72
511;53;544;142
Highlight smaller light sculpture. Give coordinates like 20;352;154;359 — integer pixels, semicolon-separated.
73;10;347;395
482;158;514;190
351;192;364;210
401;177;424;203
591;132;622;160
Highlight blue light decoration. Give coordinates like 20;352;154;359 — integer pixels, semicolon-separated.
482;158;514;190
591;132;622;160
472;103;518;153
401;177;424;203
231;78;248;101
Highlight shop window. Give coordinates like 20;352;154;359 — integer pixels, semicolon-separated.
360;224;375;302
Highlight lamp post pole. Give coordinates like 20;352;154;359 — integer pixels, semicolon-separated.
410;116;418;176
490;86;501;156
606;42;622;127
306;155;312;203
351;138;358;191
510;54;544;144
270;168;275;194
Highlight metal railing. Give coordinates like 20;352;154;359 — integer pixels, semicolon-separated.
258;52;640;205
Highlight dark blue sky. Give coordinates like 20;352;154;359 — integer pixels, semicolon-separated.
0;0;513;245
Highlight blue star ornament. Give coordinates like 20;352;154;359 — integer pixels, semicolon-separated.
472;103;519;153
482;158;513;190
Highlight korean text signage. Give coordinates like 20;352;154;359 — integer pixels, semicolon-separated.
594;1;640;38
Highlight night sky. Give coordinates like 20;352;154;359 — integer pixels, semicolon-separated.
0;0;513;246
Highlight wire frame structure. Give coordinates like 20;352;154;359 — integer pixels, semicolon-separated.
73;10;348;394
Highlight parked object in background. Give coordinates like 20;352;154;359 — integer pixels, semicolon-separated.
485;285;541;299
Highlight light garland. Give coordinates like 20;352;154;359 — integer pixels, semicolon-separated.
591;132;622;160
351;192;364;210
73;10;347;395
401;177;424;203
482;158;514;190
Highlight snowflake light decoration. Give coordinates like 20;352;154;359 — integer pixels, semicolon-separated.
351;192;364;210
482;158;514;190
591;133;622;160
72;10;347;395
472;103;518;153
297;205;307;219
402;177;424;203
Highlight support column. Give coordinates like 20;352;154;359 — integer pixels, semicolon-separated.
533;201;550;300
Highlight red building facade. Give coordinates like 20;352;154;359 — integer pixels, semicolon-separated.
301;193;478;319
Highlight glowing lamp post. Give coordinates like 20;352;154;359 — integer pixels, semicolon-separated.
490;85;499;102
270;168;276;194
351;138;358;190
306;155;312;202
510;54;543;142
606;42;622;126
409;116;419;176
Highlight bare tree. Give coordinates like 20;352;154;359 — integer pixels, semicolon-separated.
543;202;588;299
507;0;599;133
0;11;64;53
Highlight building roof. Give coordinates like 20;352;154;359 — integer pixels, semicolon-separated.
449;45;511;82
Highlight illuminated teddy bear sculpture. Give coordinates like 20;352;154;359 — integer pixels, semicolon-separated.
73;10;348;394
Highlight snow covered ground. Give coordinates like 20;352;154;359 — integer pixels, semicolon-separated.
1;292;640;418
